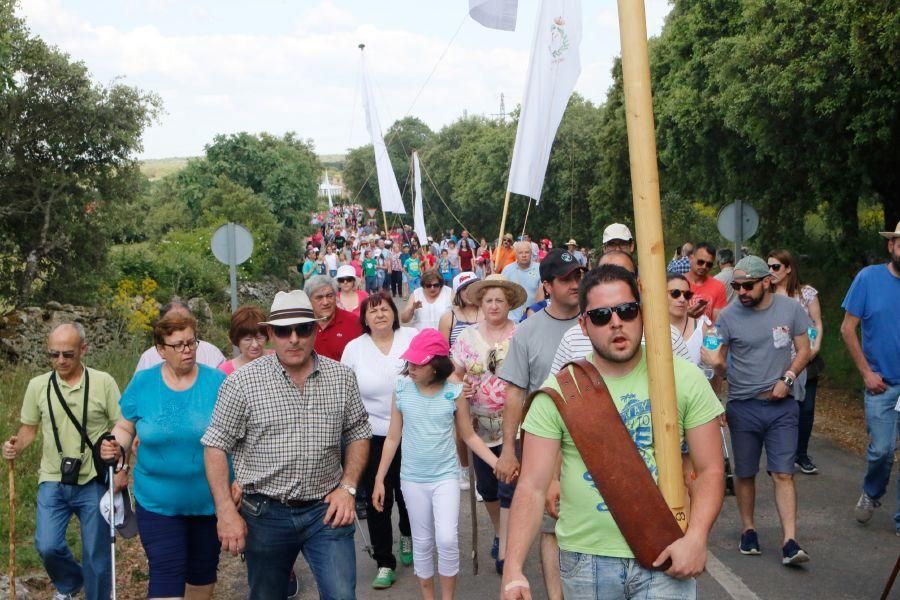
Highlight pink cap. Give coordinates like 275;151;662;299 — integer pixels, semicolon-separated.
400;328;450;365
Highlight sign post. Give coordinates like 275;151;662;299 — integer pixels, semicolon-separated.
716;201;760;257
211;223;254;314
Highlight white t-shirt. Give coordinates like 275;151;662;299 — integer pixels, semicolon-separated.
409;286;452;331
324;252;339;272
134;340;226;373
341;327;418;436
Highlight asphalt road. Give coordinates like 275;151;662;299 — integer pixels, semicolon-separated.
217;432;898;599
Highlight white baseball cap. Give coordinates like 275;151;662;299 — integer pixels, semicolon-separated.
602;223;633;244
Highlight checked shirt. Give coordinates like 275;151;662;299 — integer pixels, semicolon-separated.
201;353;372;503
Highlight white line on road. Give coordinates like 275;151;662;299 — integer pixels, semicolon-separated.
706;551;762;600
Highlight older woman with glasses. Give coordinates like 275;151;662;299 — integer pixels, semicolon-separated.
336;264;368;316
450;274;526;574
341;292;417;589
400;269;452;331
219;305;269;375
101;314;227;600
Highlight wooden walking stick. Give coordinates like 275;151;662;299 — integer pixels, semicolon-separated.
7;458;15;599
617;0;687;530
881;553;900;600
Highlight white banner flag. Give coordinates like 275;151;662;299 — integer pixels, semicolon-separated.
361;54;406;214
412;152;429;246
469;0;518;31
506;0;581;203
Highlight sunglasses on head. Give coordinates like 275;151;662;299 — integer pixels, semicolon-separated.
695;259;714;268
271;322;316;339
767;263;782;271
47;350;76;359
584;301;641;327
668;289;694;300
730;279;762;291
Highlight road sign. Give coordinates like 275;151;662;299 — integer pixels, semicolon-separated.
211;223;254;314
717;200;759;258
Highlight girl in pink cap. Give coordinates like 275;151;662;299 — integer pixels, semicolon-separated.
372;328;498;599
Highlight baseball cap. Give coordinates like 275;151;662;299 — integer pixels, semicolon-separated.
733;255;770;279
539;249;585;281
400;329;450;365
602;223;633;244
452;271;479;294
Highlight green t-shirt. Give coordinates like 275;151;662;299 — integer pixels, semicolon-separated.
362;258;377;277
522;352;723;558
21;367;122;485
404;257;421;276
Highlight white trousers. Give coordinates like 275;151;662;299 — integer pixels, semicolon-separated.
400;478;460;578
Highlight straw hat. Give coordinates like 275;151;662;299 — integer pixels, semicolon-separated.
467;275;527;310
259;290;323;326
879;221;900;240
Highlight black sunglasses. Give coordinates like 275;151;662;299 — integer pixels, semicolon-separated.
731;279;762;291
271;323;316;339
423;283;442;289
669;289;694;300
767;263;782;271
337;277;355;283
47;350;76;359
584;302;641;327
695;259;714;268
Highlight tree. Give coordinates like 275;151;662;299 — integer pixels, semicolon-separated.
0;32;160;306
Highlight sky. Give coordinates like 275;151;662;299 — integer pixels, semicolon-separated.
17;0;672;159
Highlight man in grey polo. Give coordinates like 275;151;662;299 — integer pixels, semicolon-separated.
203;290;372;599
703;256;811;566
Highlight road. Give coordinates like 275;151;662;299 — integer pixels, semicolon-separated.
216;432;899;599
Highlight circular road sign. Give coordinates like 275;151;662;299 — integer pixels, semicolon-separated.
211;223;254;265
717;201;760;242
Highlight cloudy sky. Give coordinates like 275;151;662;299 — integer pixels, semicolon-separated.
17;0;671;159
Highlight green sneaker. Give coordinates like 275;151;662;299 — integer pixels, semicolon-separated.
372;567;396;589
399;535;413;566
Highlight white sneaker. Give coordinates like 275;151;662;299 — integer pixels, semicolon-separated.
54;594;76;600
476;490;484;502
459;466;471;491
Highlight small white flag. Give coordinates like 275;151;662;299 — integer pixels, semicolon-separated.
507;0;581;204
469;0;518;31
360;53;406;214
412;152;429;246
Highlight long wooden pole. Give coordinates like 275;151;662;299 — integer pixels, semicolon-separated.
7;459;15;598
617;0;687;530
493;190;512;267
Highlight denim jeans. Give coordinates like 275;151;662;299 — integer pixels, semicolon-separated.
35;481;111;600
558;549;696;600
862;382;900;529
242;495;356;599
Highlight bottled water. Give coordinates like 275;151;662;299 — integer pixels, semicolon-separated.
701;325;721;379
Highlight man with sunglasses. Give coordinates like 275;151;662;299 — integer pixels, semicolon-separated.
3;323;124;600
203;289;372;599
702;255;812;565
684;242;728;321
503;265;724;600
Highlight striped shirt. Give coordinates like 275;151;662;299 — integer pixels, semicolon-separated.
201;353;372;502
551;323;691;375
395;378;463;483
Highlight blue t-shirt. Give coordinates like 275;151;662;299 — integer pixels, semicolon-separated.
501;262;542;321
395;377;463;483
842;263;900;383
120;364;226;516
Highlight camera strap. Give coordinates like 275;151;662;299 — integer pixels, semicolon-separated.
46;369;91;456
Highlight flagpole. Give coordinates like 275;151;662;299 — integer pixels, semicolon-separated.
494;190;512;266
617;0;687;530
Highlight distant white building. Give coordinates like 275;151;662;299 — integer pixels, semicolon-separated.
317;170;344;207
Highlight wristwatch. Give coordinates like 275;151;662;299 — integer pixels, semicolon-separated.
779;374;795;388
339;483;357;497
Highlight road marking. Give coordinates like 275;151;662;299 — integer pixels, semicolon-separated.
706;551;762;600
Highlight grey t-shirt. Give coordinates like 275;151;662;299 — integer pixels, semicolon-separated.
717;294;810;402
498;309;579;394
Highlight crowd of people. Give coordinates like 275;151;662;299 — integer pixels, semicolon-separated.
2;217;898;600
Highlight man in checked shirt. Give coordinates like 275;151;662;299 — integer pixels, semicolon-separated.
202;290;372;600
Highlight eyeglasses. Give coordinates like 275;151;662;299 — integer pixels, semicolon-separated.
239;334;267;345
47;350;76;359
694;259;714;268
767;263;783;271
488;348;499;374
423;283;443;289
730;279;762;291
271;323;316;339
668;289;694;300
337;277;355;283
584;302;641;327
160;339;199;352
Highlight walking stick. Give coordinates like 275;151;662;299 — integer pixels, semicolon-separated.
107;464;117;600
880;553;900;600
467;448;478;575
7;459;14;599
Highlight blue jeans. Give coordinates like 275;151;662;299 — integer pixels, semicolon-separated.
35;481;111;600
862;383;900;529
559;550;696;599
242;495;356;599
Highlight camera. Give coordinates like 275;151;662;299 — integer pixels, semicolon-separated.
60;456;82;485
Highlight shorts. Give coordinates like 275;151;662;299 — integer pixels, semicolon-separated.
471;445;515;508
726;397;798;477
135;503;221;597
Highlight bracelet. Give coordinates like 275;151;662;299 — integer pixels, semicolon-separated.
504;580;530;592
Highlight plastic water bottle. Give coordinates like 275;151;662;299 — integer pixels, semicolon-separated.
701;324;722;379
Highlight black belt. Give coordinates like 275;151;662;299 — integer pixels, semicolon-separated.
270;495;320;508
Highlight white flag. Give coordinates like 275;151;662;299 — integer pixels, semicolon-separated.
360;53;406;214
506;0;581;204
412;152;429;246
469;0;518;31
